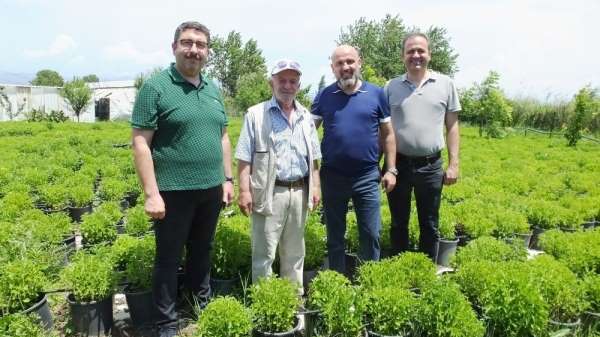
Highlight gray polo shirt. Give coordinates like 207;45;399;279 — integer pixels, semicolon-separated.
385;71;461;156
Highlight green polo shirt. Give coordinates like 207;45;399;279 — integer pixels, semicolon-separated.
131;63;228;191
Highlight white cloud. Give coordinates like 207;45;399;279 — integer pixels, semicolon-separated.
102;42;171;66
23;33;76;58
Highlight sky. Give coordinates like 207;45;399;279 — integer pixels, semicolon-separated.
1;0;598;100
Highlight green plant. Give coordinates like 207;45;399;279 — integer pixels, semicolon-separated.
67;184;94;208
583;273;600;313
438;211;457;240
565;86;595;146
451;236;527;268
0;259;47;315
357;252;436;292
211;215;251;279
79;211;117;245
453;260;499;307
417;279;485;337
0;313;50;337
196;296;252;337
304;214;326;271
481;262;549;337
38;183;69;210
125;235;155;292
17;209;72;245
98;178;128;202
60;78;93;122
61;251;116;302
249;277;300;333
0;191;34;220
527;255;588;322
125;206;152;236
111;234;138;270
363;286;417;336
492;208;530;238
307;270;351;311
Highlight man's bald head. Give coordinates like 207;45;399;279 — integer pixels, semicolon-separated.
330;45;362;91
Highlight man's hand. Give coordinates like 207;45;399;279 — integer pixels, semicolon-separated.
444;164;459;185
238;191;253;216
381;172;397;193
312;185;321;210
145;193;166;220
223;181;234;206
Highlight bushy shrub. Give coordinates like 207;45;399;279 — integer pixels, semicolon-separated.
357;252;436;291
124;205;152;236
307;270;350;311
304;212;326;271
363;286;417;336
250;277;300;333
0;313;49;337
61;251;116;302
0;259;47;314
417;279;485;337
80;211;117;246
211;215;251;279
196;296;252;337
125;235;155;292
583;273;600;313
452;236;526;267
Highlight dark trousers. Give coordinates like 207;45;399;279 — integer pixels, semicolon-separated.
321;166;381;274
387;154;444;260
153;186;222;325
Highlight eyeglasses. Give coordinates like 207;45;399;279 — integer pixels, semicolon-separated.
275;60;301;71
178;39;208;51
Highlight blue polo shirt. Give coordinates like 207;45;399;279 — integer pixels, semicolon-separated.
311;81;390;177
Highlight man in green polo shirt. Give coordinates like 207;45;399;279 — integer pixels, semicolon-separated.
131;21;233;337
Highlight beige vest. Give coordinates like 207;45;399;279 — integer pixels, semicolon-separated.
246;100;316;216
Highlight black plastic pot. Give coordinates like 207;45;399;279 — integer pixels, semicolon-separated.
367;330;408;337
210;277;238;296
515;232;533;249
436;238;459;267
21;293;53;331
124;286;154;327
300;309;320;337
254;317;301;337
119;198;130;211
124;191;139;208
345;252;359;280
548;318;581;336
115;218;125;234
67;293;113;337
582;311;600;333
583;221;598;230
529;226;546;250
68;204;93;223
303;269;317;293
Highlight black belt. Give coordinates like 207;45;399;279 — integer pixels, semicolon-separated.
275;177;307;189
397;151;441;165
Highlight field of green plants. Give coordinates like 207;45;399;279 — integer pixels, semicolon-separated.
0;119;599;337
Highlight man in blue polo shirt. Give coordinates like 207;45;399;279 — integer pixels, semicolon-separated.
311;45;397;274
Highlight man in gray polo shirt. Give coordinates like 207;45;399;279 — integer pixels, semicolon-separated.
384;32;460;261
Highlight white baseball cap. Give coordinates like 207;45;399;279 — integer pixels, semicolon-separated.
271;59;302;76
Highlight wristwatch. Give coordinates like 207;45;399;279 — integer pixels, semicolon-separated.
386;168;399;176
225;176;234;183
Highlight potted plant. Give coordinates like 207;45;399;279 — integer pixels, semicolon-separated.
80;211;118;247
110;234;138;271
124;205;152;237
210;215;251;295
61;251;117;337
451;236;527;268
307;271;363;337
67;184;94;223
304;214;326;290
0;258;52;330
95;201;125;232
417;279;485;337
38;183;69;213
0;313;49;337
196;296;252;337
344;211;360;279
250;277;301;337
123;235;155;327
98;178;129;209
0;191;34;221
478;262;549;337
527;255;588;333
437;210;459;267
582;273;600;333
363;287;417;337
493;208;532;248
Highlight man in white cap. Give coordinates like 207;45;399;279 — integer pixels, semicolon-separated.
235;59;321;294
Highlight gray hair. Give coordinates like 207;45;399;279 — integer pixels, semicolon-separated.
402;32;429;52
174;21;211;45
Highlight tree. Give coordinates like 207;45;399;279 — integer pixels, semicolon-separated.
82;74;99;83
338;14;458;80
30;69;64;87
60;78;92;122
296;85;313;109
317;75;327;93
461;71;513;138
134;67;163;92
206;31;267;96
233;71;271;113
565;86;595;146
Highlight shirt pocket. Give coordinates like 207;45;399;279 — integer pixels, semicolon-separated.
250;151;270;208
